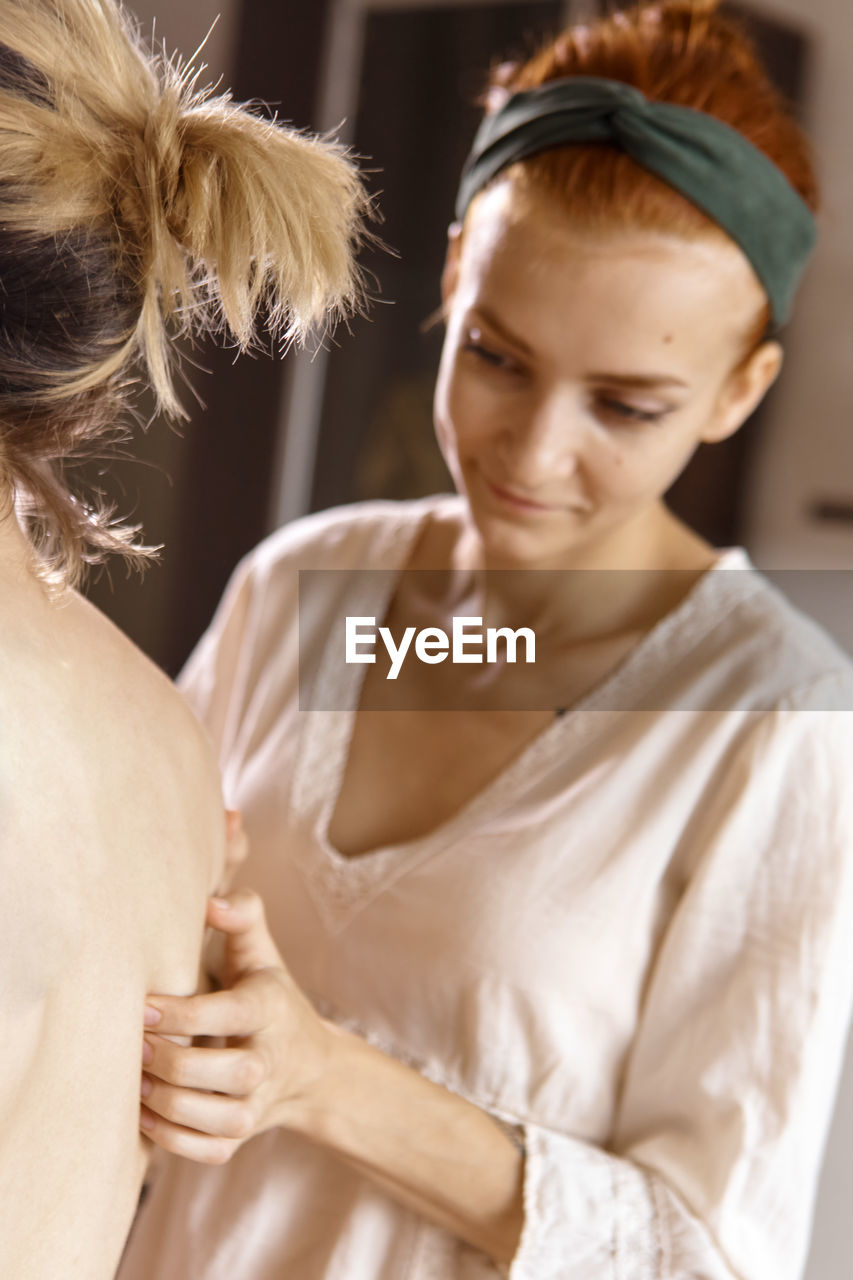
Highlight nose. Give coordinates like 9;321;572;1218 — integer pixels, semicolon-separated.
495;392;581;488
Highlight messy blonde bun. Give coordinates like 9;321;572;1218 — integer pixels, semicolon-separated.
0;0;369;585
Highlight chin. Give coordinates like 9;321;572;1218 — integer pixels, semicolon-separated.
468;507;564;565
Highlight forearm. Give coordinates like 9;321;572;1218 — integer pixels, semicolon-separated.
285;1021;525;1266
143;897;525;1263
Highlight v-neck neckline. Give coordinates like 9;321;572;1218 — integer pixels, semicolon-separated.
287;495;756;933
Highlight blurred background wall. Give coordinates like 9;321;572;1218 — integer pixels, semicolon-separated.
96;4;852;1273
94;0;853;672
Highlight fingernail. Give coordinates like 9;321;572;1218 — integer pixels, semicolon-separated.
210;897;231;910
142;1038;154;1066
144;1005;162;1027
140;1107;155;1131
140;1075;152;1098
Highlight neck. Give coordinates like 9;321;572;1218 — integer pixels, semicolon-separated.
459;503;717;645
0;493;45;589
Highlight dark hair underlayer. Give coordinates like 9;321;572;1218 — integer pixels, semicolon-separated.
0;0;369;585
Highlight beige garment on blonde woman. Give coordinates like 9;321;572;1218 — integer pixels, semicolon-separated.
120;496;853;1280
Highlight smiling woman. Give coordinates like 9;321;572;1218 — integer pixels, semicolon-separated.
120;5;853;1280
434;188;783;570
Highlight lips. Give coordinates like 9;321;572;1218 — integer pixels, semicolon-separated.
481;472;586;515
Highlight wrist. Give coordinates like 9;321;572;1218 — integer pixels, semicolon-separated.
276;1016;353;1139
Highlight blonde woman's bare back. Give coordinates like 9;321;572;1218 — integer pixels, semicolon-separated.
0;1;366;1270
0;526;225;1278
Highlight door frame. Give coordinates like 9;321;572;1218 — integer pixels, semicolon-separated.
268;0;583;528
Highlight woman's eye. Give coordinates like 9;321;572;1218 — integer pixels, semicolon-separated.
597;397;669;424
463;340;517;372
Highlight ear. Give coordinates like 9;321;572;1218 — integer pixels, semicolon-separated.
701;340;784;444
441;222;463;310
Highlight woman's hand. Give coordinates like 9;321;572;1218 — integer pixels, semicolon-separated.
199;809;249;992
217;808;250;898
140;892;524;1262
140;889;332;1164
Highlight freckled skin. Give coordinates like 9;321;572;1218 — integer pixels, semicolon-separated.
316;181;789;860
434;179;783;574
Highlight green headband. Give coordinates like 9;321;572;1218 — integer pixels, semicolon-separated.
456;77;817;327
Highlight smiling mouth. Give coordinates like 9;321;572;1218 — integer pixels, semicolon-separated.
482;474;588;516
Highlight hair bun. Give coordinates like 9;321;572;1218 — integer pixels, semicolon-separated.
3;2;370;416
0;0;371;585
111;54;371;417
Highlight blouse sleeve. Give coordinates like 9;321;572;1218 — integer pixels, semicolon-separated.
509;678;853;1280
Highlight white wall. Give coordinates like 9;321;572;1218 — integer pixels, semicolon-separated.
807;1028;853;1280
743;0;853;572
714;7;853;1274
728;11;853;1267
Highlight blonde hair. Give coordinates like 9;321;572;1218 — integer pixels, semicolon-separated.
0;0;370;585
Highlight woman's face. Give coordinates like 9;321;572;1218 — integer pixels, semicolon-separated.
434;180;781;567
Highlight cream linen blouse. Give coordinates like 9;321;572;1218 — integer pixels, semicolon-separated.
119;496;853;1280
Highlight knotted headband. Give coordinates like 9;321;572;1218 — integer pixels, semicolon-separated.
455;77;817;327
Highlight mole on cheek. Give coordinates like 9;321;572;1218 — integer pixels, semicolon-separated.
663;334;674;345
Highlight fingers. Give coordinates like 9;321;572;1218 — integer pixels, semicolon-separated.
205;889;284;974
206;887;264;932
224;809;249;873
139;1106;241;1166
145;972;281;1039
225;809;245;843
141;1072;258;1141
212;809;250;901
143;1034;267;1096
139;1030;270;1162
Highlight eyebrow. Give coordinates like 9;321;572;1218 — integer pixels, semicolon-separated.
471;306;689;390
586;372;690;390
471;306;534;356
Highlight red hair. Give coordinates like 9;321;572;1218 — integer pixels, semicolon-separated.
484;0;818;338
